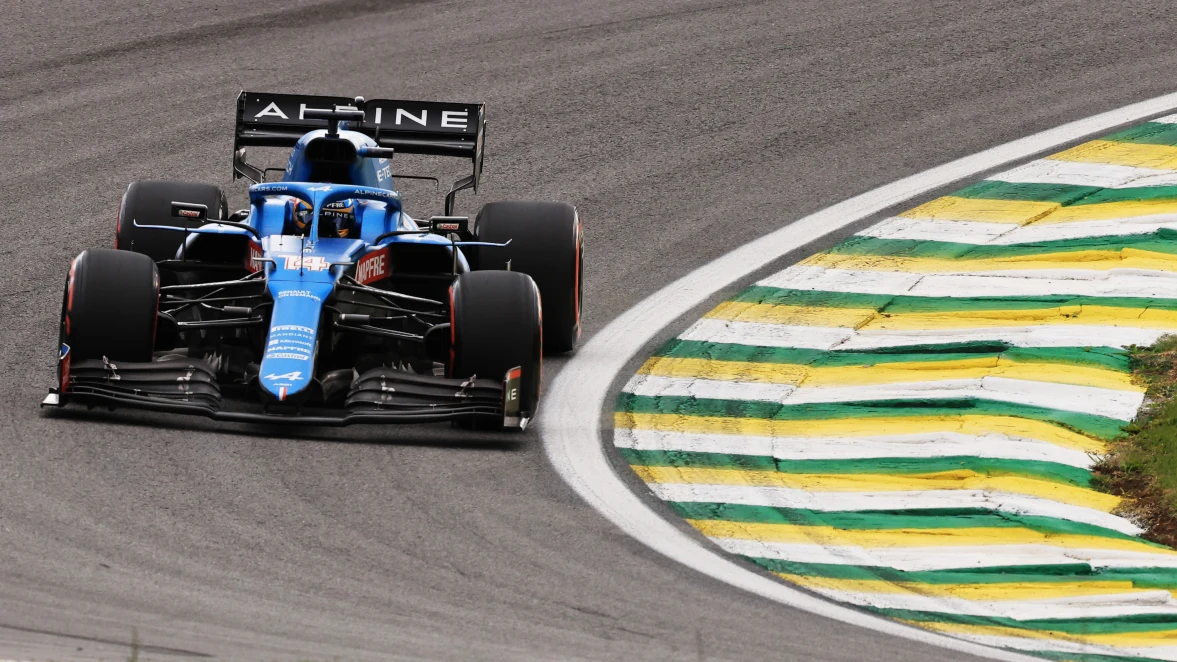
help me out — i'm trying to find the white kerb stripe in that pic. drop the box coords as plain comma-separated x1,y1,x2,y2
805,588,1177,620
946,635,1177,662
679,318,854,349
622,374,1144,421
613,428,1098,469
679,318,1172,350
838,326,1172,351
859,216,1177,245
991,158,1177,188
1151,112,1177,125
761,265,1177,299
858,217,1019,243
711,539,1177,572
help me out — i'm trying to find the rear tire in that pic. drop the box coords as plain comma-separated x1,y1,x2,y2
473,201,581,354
61,249,159,363
116,180,227,261
450,271,542,428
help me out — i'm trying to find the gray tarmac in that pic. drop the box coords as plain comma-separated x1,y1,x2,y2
4,1,1177,660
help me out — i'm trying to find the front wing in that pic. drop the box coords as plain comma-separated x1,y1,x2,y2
42,357,529,430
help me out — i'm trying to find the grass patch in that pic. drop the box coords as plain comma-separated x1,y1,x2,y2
1094,335,1177,546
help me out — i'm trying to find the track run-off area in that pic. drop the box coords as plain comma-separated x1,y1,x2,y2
562,106,1177,661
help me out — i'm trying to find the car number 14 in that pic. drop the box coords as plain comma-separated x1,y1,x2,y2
283,255,330,271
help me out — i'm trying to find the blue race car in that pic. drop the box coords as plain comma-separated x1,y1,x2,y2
43,91,582,431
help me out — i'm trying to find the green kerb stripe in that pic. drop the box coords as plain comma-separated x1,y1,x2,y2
621,448,1093,486
875,607,1177,636
747,559,1177,586
730,285,1177,313
1073,185,1177,206
952,180,1099,204
1021,652,1173,662
655,339,1131,372
662,502,1135,542
825,234,1177,260
952,178,1177,207
616,394,1126,440
1103,121,1177,146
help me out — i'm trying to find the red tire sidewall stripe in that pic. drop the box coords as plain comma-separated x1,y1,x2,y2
65,255,78,336
574,218,582,340
536,278,543,397
61,256,80,391
151,267,160,351
448,283,456,377
115,190,126,249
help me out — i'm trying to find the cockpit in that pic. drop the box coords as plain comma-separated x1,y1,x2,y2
282,132,377,237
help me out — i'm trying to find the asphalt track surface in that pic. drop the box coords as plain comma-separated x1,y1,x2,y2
6,1,1177,660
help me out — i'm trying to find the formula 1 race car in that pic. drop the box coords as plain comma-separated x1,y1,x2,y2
42,92,582,431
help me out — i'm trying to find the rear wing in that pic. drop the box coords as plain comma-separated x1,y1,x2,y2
233,91,486,213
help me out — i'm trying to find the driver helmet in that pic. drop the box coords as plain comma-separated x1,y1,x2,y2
291,198,358,238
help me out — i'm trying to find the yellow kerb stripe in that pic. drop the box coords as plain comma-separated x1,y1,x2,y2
802,250,1177,274
613,412,1107,454
705,301,876,327
631,465,1120,512
636,356,1142,392
707,301,1177,331
1045,199,1177,223
688,519,1167,555
899,197,1057,224
864,305,1177,331
775,573,1159,601
1047,140,1177,170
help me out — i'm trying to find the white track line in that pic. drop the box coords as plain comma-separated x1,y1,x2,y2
540,91,1177,662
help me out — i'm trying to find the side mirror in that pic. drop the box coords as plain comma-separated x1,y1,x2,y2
429,216,470,235
171,201,208,221
358,146,396,159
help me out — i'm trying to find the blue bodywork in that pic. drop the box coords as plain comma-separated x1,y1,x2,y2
198,128,470,403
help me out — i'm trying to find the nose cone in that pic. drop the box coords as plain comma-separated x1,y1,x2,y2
259,281,332,404
255,236,364,404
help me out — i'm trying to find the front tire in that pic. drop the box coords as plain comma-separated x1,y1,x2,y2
450,271,542,428
473,201,582,354
61,248,159,364
116,180,227,261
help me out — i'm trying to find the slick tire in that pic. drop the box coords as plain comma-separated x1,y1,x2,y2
449,271,542,429
473,201,582,354
116,180,228,262
61,249,159,364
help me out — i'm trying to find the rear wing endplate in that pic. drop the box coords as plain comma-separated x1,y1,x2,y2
233,91,486,211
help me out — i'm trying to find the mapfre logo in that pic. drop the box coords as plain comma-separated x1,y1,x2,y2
244,240,264,272
356,249,388,285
